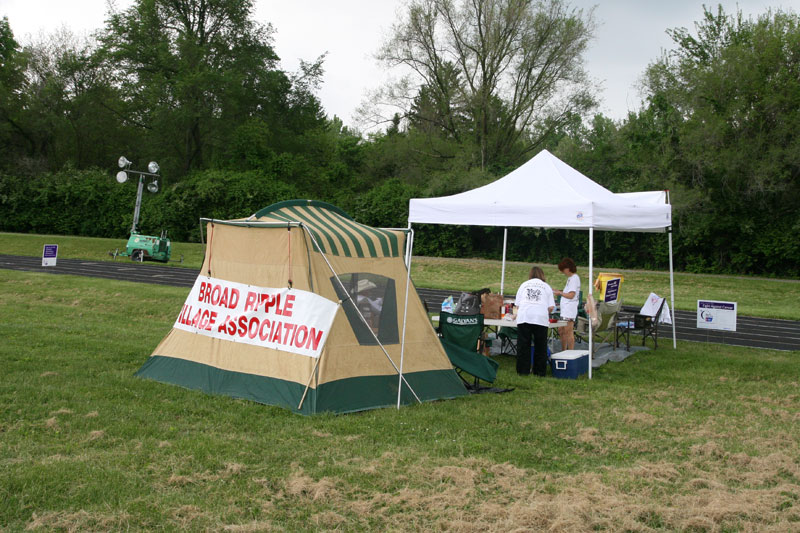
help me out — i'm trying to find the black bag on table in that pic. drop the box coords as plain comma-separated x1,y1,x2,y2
454,292,482,315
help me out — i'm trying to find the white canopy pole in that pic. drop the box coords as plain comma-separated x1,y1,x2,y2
588,227,594,380
398,228,414,409
667,191,676,348
500,228,508,295
404,222,412,267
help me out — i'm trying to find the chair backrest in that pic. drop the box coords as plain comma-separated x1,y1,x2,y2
640,293,665,319
439,311,484,351
596,300,622,331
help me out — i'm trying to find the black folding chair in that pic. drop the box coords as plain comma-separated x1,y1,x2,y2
618,297,666,349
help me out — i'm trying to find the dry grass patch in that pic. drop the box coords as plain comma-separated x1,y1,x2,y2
285,468,341,502
170,505,208,529
622,409,656,426
26,510,131,531
327,451,800,532
222,520,276,532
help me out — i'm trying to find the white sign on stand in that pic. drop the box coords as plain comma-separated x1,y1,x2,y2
42,244,58,266
697,300,737,332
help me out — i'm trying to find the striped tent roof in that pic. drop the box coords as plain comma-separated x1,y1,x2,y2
251,200,403,258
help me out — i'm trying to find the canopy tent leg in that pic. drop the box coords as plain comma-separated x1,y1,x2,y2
669,227,676,349
500,228,508,295
404,222,412,267
398,228,414,409
300,224,422,405
588,227,594,380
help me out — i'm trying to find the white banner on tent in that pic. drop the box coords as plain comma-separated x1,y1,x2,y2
173,276,338,358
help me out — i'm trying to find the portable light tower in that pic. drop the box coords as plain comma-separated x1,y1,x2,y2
114,157,171,262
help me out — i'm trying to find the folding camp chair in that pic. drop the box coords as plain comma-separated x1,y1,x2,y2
617,295,667,349
437,311,501,392
497,326,517,356
577,290,587,319
575,300,622,356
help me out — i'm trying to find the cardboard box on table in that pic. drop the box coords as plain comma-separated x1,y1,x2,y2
480,293,504,319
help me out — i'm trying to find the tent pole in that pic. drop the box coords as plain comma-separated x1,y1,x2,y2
297,308,336,411
405,222,412,267
301,224,422,404
398,229,414,409
588,227,594,380
668,228,676,349
500,228,508,296
667,191,676,349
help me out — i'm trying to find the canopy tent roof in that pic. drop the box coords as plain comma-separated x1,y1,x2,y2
408,150,671,232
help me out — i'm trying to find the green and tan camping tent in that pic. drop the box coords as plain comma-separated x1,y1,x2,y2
136,200,467,414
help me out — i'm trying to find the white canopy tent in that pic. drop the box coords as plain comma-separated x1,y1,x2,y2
407,149,675,378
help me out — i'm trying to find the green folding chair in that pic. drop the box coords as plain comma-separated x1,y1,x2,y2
437,311,499,389
497,326,518,356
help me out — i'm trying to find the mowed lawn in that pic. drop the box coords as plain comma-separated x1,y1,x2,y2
1,269,799,531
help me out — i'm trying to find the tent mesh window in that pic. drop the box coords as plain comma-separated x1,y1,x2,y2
331,273,399,346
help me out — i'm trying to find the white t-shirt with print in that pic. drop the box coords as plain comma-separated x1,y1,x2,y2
515,278,555,327
559,274,581,320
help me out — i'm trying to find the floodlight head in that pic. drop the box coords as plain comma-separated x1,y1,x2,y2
147,161,160,174
118,156,131,168
116,171,128,183
147,179,159,193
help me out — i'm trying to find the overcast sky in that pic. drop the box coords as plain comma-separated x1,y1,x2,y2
2,0,796,125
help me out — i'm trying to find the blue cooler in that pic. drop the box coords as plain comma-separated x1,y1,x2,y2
549,350,589,379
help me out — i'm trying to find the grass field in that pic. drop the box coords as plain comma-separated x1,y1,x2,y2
0,232,206,268
1,268,799,531
2,231,799,320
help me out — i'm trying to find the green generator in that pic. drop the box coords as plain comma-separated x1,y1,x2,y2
121,230,171,263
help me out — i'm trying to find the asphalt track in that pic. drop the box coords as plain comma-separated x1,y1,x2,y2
2,254,799,351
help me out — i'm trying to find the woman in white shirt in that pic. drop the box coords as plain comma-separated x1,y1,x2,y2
514,266,555,376
553,258,580,350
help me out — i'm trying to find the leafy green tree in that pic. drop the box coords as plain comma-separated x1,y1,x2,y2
100,0,324,176
368,0,597,171
0,17,31,167
642,6,800,274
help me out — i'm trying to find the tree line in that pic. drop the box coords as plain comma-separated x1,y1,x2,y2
1,1,799,276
